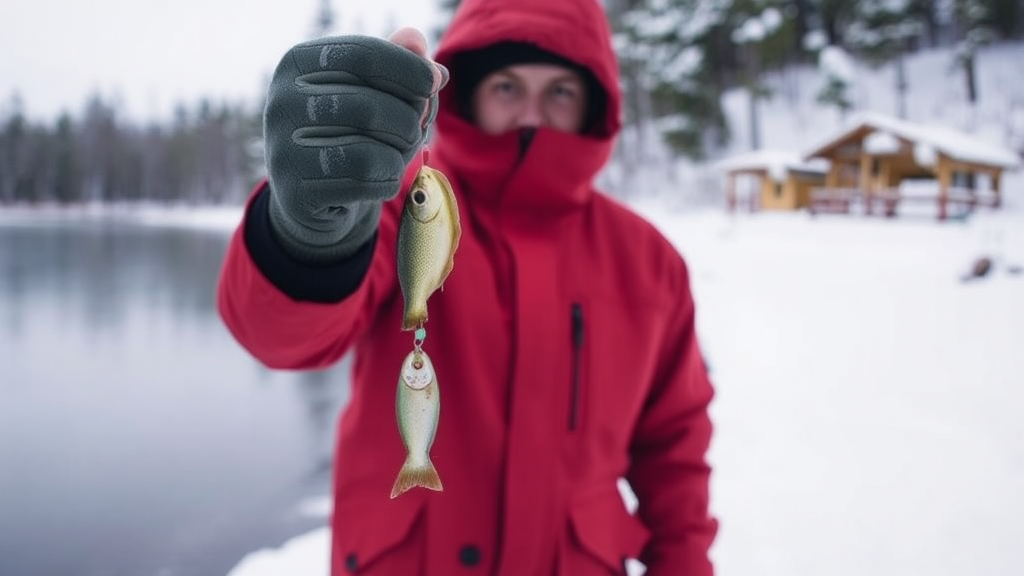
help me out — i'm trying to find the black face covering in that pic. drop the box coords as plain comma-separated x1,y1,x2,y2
517,127,536,157
450,41,606,136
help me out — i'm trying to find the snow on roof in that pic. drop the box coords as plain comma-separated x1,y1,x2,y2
716,149,829,181
806,111,1021,169
864,130,900,154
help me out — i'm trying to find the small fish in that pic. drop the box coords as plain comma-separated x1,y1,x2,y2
397,166,461,331
391,349,442,498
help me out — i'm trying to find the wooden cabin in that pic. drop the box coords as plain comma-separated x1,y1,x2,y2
718,150,828,212
803,112,1020,220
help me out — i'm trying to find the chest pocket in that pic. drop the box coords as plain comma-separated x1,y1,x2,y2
566,299,662,442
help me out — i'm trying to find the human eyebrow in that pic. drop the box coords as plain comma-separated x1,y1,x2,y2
489,70,518,82
550,74,584,88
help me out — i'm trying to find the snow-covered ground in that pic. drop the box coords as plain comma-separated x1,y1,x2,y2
649,206,1024,576
219,202,1024,576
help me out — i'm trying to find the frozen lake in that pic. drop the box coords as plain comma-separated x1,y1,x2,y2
0,216,344,576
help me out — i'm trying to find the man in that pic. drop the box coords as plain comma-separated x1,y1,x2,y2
216,0,717,574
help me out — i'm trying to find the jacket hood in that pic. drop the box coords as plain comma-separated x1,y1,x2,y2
428,0,621,215
434,0,621,139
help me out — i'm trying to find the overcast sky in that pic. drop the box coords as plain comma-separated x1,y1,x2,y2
1,0,441,123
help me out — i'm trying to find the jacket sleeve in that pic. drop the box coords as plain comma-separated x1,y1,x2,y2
215,179,400,370
627,257,718,576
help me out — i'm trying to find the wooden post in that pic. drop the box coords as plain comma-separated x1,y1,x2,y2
968,169,977,210
881,157,896,217
785,174,796,210
825,164,838,189
860,155,873,215
937,156,950,221
751,173,761,212
726,172,737,212
992,169,1002,208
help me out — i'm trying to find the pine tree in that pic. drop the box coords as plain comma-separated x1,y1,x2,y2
730,3,791,150
617,0,731,160
815,45,855,120
951,0,994,107
981,0,1023,39
313,0,336,38
0,96,26,203
844,0,923,118
434,0,461,44
813,0,859,46
53,113,79,203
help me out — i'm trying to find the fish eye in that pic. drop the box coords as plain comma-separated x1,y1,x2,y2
412,189,428,205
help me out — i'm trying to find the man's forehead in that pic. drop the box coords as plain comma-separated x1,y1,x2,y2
486,63,585,82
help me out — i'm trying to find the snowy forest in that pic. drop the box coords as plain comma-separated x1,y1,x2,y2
1,0,1022,205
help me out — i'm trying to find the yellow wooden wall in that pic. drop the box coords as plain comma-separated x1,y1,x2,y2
758,173,822,210
759,177,791,210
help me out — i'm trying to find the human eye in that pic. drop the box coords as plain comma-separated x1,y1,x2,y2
491,78,518,97
549,81,582,101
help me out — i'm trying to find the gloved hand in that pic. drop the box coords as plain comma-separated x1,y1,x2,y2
264,28,447,262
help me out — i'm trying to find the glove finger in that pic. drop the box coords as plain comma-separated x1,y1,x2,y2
268,82,426,153
385,27,448,93
285,35,436,104
269,137,407,209
421,93,438,131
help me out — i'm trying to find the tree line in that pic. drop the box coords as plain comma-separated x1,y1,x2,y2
0,95,264,206
3,0,1023,205
610,0,1023,160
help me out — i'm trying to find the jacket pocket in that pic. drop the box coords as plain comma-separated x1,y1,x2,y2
563,487,651,576
332,496,425,575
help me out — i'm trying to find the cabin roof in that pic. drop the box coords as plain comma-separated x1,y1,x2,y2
803,111,1020,169
716,149,829,180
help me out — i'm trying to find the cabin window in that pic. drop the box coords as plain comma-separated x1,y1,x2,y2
953,171,976,189
871,158,881,176
773,182,783,198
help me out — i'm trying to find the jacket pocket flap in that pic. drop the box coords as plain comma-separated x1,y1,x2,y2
569,489,651,571
332,495,424,572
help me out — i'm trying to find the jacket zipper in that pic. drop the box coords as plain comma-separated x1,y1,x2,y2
569,302,584,431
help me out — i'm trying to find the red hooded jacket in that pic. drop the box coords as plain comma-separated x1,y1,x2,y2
217,0,717,574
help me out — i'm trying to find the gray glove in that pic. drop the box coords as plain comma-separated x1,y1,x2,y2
263,34,444,263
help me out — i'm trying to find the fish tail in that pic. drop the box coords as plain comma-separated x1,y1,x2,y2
390,458,443,499
401,304,427,331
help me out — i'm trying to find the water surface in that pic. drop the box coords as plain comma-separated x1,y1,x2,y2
0,217,349,576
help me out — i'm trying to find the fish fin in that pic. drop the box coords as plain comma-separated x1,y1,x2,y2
440,172,461,285
438,231,459,286
401,305,427,331
390,459,443,499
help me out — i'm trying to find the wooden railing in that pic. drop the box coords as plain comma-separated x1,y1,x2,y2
809,186,1001,219
807,188,863,215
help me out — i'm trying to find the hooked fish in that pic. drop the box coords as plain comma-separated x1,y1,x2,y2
396,166,461,331
391,348,442,498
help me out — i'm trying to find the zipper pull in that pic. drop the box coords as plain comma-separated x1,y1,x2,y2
571,303,584,348
569,303,583,431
